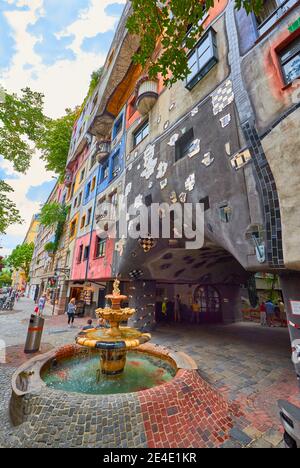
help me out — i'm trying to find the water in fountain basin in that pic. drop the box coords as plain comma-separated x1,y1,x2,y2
42,351,176,395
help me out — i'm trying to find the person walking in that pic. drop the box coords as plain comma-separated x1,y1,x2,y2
279,301,286,327
174,294,182,323
67,298,76,328
265,299,275,327
38,295,46,316
191,302,201,324
260,301,267,326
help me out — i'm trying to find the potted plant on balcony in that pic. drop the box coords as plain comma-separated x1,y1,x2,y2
44,241,57,257
135,75,158,115
96,140,111,163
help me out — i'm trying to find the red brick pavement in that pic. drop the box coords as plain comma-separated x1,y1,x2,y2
138,369,237,448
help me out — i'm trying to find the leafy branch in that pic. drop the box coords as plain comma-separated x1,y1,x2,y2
127,0,263,87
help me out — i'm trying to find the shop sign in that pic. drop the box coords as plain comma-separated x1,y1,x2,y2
288,17,300,33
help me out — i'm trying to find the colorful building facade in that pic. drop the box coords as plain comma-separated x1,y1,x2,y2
29,0,300,380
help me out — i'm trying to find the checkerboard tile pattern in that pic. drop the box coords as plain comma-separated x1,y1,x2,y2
212,80,235,116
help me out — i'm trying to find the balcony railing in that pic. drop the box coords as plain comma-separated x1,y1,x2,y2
257,0,298,36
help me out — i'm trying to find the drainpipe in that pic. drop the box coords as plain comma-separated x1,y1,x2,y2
85,167,100,288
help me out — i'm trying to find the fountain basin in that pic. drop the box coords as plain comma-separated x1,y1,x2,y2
9,343,236,448
76,327,152,375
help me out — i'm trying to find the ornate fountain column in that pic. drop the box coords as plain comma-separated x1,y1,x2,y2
128,280,157,332
76,279,151,377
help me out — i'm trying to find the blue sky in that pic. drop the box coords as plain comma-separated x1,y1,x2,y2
0,0,125,256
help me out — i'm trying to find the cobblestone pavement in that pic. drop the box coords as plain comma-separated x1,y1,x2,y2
0,298,299,448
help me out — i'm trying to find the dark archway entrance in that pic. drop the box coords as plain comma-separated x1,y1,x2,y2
193,285,222,323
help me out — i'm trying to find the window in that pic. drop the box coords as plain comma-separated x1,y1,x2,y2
80,216,86,229
145,194,153,207
78,192,83,206
133,120,149,147
175,128,194,162
86,208,92,226
200,196,210,211
73,197,77,209
256,0,298,35
101,160,109,182
80,169,85,183
112,152,120,179
78,244,83,263
95,237,107,258
91,176,96,192
113,115,123,139
83,246,90,261
219,204,232,223
90,151,97,169
109,192,118,219
256,0,278,25
70,220,77,238
85,181,91,200
186,29,218,90
279,37,300,85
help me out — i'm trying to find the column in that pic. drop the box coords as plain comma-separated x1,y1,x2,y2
128,280,156,332
218,283,243,324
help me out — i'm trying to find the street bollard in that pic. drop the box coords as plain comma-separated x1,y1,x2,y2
24,314,45,354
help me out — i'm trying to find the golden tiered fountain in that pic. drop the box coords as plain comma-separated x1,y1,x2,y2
76,280,151,376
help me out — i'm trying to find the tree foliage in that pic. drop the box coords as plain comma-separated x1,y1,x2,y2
0,181,22,235
40,202,69,252
37,109,77,179
40,202,68,227
0,272,12,287
127,0,263,87
6,243,34,280
0,87,46,172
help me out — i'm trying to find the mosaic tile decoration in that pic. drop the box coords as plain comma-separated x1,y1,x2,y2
212,80,235,116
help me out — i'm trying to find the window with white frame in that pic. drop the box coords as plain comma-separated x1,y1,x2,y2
279,36,300,85
133,120,149,147
186,29,218,90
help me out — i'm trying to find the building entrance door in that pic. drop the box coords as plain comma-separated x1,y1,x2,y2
193,285,222,323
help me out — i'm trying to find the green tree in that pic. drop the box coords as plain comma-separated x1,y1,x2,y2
0,86,46,234
0,87,46,172
0,181,22,234
6,243,34,281
40,202,69,252
37,109,77,179
0,272,12,287
127,0,263,87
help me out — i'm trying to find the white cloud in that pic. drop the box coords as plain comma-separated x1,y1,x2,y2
0,0,126,253
1,0,126,117
2,153,55,241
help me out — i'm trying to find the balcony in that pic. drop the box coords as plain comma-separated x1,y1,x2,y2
96,140,111,163
136,77,158,116
64,169,73,187
256,0,298,36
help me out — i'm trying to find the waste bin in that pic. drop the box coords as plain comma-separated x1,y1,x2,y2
24,314,45,354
